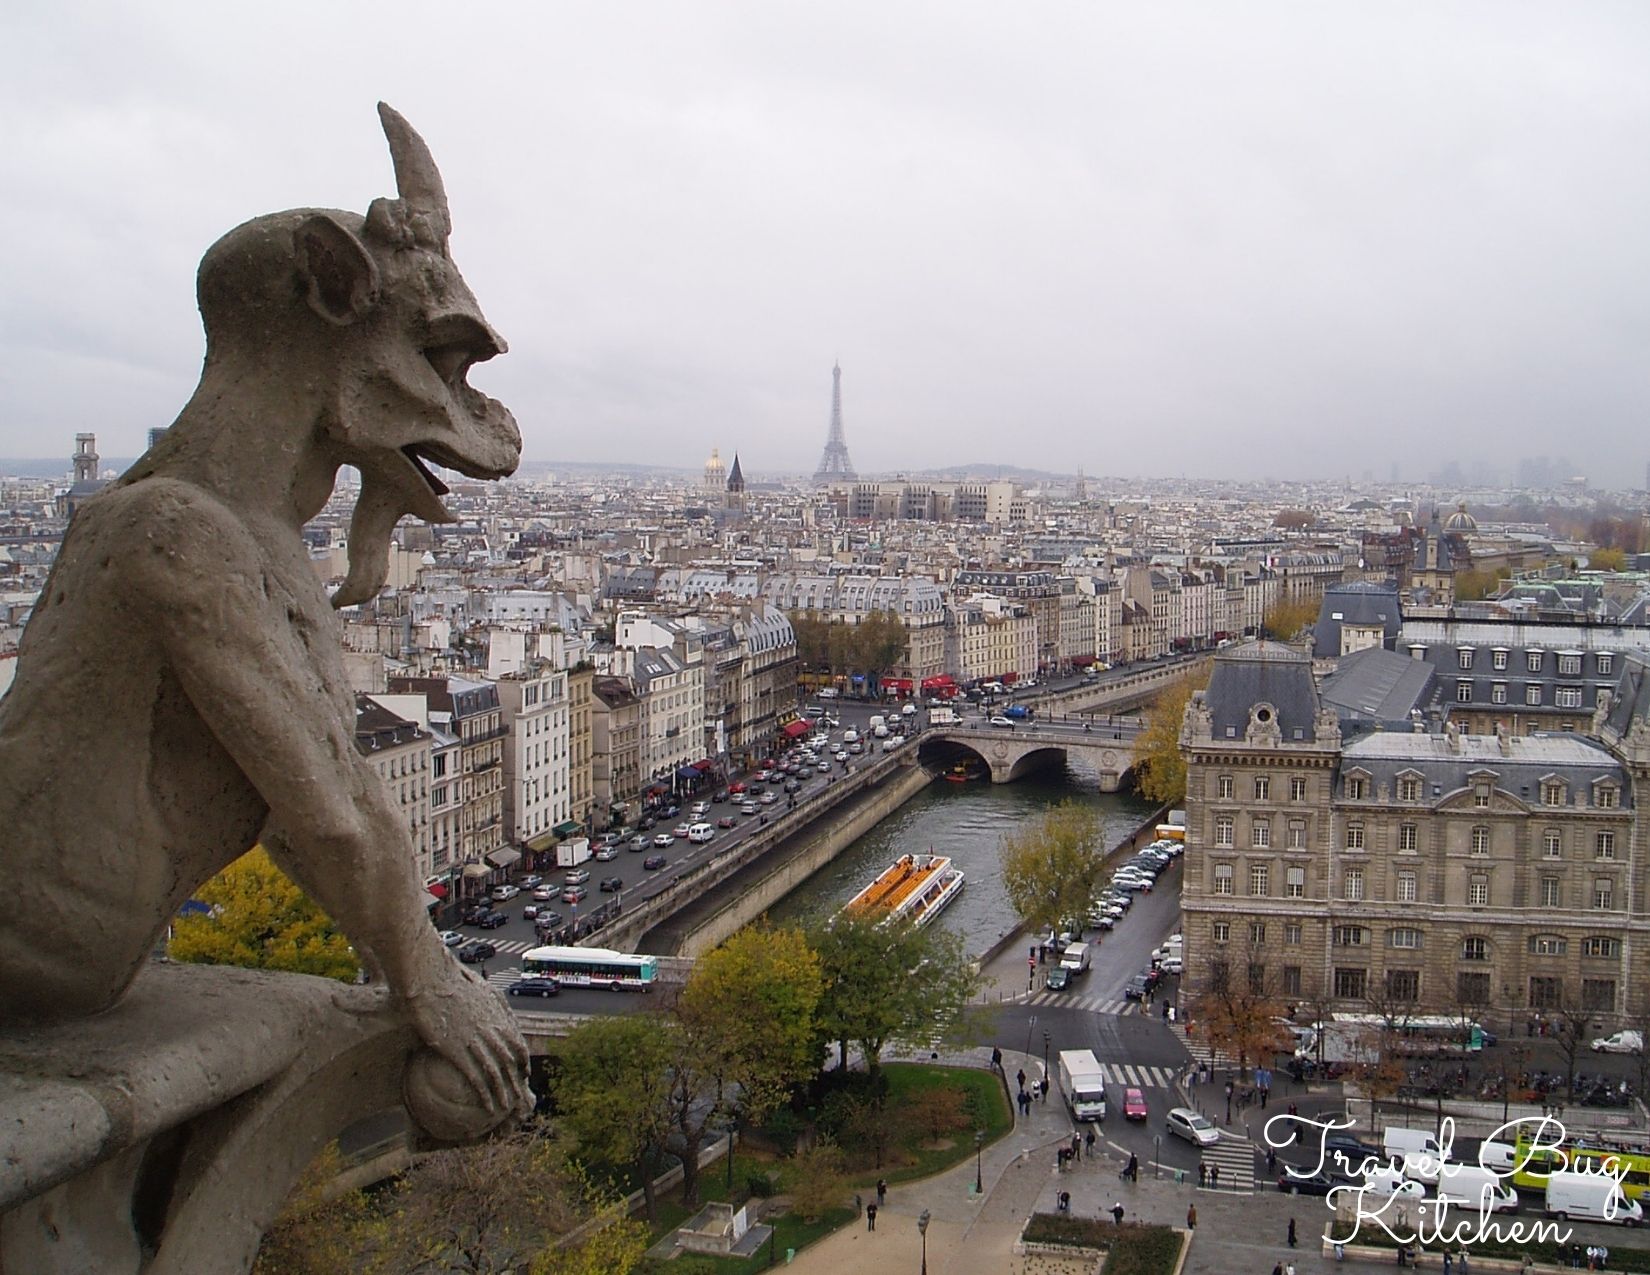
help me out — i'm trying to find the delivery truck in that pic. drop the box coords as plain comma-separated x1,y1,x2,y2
1057,1049,1108,1121
555,837,592,868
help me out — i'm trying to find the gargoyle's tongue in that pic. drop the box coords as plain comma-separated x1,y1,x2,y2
331,478,402,608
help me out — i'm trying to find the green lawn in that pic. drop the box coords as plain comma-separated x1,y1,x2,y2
850,1062,1013,1185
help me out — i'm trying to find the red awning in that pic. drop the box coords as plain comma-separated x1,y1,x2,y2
692,758,716,770
425,882,448,899
921,675,957,689
782,720,810,738
883,678,912,692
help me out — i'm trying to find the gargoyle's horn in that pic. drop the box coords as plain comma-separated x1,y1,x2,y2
377,102,450,241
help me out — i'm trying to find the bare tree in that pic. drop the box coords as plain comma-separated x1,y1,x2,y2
1192,946,1290,1078
1546,997,1598,1106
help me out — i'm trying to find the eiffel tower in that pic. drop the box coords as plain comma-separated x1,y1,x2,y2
812,361,858,483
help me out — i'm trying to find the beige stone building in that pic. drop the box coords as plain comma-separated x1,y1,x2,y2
1179,642,1644,1028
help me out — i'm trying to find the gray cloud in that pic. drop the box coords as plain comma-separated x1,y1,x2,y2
3,2,1648,485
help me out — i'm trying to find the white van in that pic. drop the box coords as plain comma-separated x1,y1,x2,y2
1058,942,1092,975
686,822,716,844
1383,1127,1442,1161
1435,1163,1519,1214
842,728,860,744
1544,1169,1644,1226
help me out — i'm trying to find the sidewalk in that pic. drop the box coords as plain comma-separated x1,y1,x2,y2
779,1047,1411,1275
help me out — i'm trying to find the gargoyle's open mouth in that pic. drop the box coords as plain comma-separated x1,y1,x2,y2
401,445,451,496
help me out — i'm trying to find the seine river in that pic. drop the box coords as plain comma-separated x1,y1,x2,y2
765,760,1158,957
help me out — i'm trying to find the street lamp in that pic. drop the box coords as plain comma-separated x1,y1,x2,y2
974,1129,984,1195
1154,1134,1161,1180
917,1208,931,1275
725,1120,736,1191
1043,1030,1051,1080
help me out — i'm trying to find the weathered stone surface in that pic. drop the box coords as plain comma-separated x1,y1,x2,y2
0,105,531,1272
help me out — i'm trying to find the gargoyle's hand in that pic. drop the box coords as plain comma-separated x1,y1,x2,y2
403,966,533,1123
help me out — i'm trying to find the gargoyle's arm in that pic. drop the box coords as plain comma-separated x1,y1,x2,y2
118,485,455,1006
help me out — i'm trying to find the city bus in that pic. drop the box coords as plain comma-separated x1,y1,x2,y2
520,945,658,992
1327,1012,1487,1057
1512,1128,1650,1203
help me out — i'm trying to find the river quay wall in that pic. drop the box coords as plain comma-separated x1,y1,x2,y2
641,762,937,957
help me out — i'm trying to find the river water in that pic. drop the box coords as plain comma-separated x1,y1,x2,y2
765,759,1157,957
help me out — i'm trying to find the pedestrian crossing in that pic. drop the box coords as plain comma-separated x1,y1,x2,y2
1168,1021,1238,1070
1022,990,1138,1016
1092,1061,1179,1090
1198,1130,1258,1194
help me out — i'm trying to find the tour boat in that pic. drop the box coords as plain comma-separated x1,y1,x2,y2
944,761,983,783
843,853,965,929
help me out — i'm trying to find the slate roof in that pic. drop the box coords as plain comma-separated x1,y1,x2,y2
1312,581,1402,657
1318,646,1437,727
1202,640,1321,741
1340,730,1627,807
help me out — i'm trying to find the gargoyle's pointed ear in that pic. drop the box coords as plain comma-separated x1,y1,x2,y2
294,214,380,326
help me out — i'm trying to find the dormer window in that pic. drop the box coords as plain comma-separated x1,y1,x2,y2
1457,648,1474,670
1594,782,1620,810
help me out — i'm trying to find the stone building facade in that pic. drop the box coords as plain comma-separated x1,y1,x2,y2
1179,642,1646,1028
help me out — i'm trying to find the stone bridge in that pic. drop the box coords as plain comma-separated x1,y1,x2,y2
918,720,1144,789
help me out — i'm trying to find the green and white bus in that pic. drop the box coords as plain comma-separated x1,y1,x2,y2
520,945,657,992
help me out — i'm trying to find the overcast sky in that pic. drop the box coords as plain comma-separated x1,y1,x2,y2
4,3,1649,486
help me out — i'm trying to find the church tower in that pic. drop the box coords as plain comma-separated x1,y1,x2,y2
725,453,746,515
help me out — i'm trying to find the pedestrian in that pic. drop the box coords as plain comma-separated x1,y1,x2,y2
1442,1252,1453,1275
1210,1163,1220,1189
1272,1264,1284,1275
1017,1068,1026,1092
1085,1127,1096,1157
1267,1146,1278,1174
1287,1216,1297,1248
1125,1151,1139,1182
991,1046,1003,1072
1018,1089,1031,1117
1185,1202,1196,1230
1112,1201,1126,1226
1285,1264,1296,1275
865,1202,877,1231
876,1178,887,1207
1040,1077,1049,1102
1197,1161,1207,1188
1071,1132,1081,1162
1457,1249,1469,1273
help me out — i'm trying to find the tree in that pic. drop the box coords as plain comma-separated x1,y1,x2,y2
1273,509,1315,532
671,924,823,1206
1545,997,1598,1104
554,1015,677,1221
1454,566,1510,602
809,911,979,1078
169,845,358,981
786,1139,847,1224
1190,948,1289,1078
1131,662,1211,807
1260,595,1320,641
999,801,1104,938
1590,547,1628,572
855,609,909,694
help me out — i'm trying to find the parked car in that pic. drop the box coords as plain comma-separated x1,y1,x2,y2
1166,1107,1220,1147
506,977,560,999
490,884,520,902
643,854,668,870
599,875,624,893
457,940,496,964
1123,1088,1148,1121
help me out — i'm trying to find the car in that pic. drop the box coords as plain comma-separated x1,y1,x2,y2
456,940,496,964
564,868,591,885
1591,1030,1644,1054
628,833,649,850
438,929,463,947
1141,968,1162,993
529,883,555,901
1277,1167,1356,1197
712,788,730,802
673,823,692,839
759,791,779,805
741,801,760,815
1092,914,1117,931
1044,966,1071,991
1320,1136,1381,1174
989,715,1014,728
561,884,588,903
689,801,711,816
1159,956,1184,976
816,763,831,775
817,687,839,699
1361,1169,1424,1199
638,815,657,830
1123,1088,1148,1121
533,909,564,929
835,750,849,762
728,781,747,794
643,854,668,870
506,976,560,998
1166,1107,1220,1147
490,883,520,902
471,910,508,930
660,804,680,818
653,833,674,848
599,875,624,893
783,778,801,793
1123,974,1151,1001
593,844,619,861
716,816,737,829
517,874,543,888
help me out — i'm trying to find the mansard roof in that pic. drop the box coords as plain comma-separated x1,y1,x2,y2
1201,640,1321,741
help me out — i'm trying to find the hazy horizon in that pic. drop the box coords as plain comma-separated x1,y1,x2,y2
5,4,1648,487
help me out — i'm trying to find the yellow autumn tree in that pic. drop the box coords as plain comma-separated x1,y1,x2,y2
1131,661,1211,807
169,846,359,982
999,800,1104,937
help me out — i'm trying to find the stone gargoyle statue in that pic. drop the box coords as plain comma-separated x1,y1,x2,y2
0,104,532,1142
